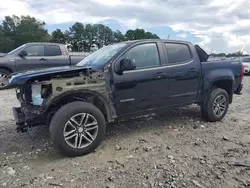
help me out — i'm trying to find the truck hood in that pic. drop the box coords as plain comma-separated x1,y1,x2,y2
9,66,94,85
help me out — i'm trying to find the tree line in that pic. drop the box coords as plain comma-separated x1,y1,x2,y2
1,15,248,56
0,15,159,53
210,52,249,58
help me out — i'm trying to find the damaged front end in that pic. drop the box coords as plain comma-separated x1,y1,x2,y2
13,83,50,132
10,67,116,132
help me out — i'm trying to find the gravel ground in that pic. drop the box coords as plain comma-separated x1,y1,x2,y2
0,77,249,188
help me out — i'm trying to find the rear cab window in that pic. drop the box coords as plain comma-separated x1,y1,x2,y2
45,45,62,56
164,43,192,64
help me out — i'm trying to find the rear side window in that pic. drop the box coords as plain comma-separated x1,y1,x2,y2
46,45,62,56
165,43,192,64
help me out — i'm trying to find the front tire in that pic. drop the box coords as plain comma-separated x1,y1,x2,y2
0,69,11,90
49,101,106,157
201,88,229,122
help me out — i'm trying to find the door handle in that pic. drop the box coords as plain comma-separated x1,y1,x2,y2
153,72,166,79
188,68,197,73
39,58,47,61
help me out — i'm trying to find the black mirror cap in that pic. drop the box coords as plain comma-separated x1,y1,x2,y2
116,59,136,75
19,51,27,57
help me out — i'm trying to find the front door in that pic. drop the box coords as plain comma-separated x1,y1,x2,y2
112,42,169,116
15,44,48,71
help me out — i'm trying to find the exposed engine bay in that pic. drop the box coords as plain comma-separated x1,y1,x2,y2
13,68,115,132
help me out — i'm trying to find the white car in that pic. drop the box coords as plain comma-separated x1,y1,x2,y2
242,57,250,75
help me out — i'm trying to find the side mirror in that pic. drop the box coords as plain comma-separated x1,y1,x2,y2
115,59,136,75
18,51,27,57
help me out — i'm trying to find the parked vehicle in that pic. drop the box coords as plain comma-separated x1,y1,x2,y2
9,39,244,157
0,42,86,89
0,53,6,57
241,56,250,75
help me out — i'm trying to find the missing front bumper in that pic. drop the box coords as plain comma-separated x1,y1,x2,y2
12,107,26,132
13,107,25,125
12,106,47,132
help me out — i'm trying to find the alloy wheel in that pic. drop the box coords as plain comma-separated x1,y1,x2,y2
213,95,227,116
0,72,8,87
63,113,99,149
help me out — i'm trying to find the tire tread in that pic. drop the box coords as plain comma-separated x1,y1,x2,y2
49,101,106,157
201,87,229,122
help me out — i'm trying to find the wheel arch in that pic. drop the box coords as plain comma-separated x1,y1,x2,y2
211,79,233,103
44,90,114,124
199,69,234,105
0,66,13,74
200,78,233,106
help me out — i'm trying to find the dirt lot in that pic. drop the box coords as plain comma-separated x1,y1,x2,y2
0,77,249,188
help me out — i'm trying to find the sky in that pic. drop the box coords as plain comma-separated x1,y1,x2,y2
0,0,249,54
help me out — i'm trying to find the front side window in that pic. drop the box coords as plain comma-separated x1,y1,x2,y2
120,43,160,69
165,43,192,64
24,45,45,56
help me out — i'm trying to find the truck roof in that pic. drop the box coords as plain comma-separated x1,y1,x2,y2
119,39,193,45
25,42,66,46
25,39,192,47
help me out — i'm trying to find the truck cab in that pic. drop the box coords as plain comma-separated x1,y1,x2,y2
110,40,202,115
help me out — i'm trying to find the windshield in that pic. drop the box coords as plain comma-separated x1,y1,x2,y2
76,43,127,68
7,44,26,55
242,57,250,63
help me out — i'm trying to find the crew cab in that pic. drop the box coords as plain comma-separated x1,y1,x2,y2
0,42,86,89
8,39,244,157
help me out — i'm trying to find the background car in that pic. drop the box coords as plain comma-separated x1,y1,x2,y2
241,56,250,75
0,42,87,90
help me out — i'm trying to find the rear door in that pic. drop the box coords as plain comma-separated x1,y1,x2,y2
15,44,47,71
163,42,201,106
44,45,70,67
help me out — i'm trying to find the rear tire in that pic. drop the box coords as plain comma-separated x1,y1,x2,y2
0,69,11,90
49,101,106,157
201,88,229,122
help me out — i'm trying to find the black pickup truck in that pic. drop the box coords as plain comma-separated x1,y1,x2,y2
0,42,86,89
9,39,244,157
